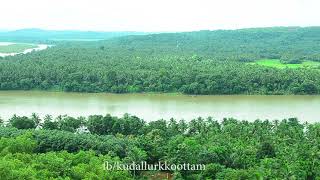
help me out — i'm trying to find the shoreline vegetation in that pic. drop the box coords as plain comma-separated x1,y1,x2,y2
0,89,186,96
0,62,319,95
0,113,319,179
2,89,320,98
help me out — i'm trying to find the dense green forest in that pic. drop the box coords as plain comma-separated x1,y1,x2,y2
102,27,320,62
0,113,319,179
1,27,320,95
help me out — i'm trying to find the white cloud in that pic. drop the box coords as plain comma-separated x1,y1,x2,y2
0,0,319,31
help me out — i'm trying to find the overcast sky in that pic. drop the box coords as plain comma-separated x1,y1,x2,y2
0,0,319,32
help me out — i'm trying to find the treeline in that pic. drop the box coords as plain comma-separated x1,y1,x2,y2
1,114,320,179
1,48,320,95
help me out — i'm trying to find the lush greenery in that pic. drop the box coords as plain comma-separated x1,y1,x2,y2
1,27,320,95
102,27,320,62
0,43,37,53
1,48,320,95
0,113,319,179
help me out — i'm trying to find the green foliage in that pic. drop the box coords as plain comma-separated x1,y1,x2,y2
0,128,133,179
0,150,133,180
8,115,36,129
0,114,319,179
104,27,320,61
0,132,36,154
86,113,145,135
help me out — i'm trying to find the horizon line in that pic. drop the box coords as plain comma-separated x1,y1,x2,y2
0,25,319,33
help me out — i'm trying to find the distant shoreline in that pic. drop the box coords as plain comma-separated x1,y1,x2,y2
0,42,50,57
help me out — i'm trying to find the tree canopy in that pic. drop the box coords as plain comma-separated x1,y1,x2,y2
0,114,319,179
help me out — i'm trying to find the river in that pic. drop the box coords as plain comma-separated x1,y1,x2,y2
0,42,50,57
0,91,319,122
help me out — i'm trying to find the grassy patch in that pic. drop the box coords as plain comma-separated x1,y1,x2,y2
0,43,37,53
249,59,320,69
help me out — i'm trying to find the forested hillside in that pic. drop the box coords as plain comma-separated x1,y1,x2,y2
102,26,320,62
0,114,319,179
1,27,320,95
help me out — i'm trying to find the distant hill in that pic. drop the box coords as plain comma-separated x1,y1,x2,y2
0,28,149,42
2,27,320,62
101,26,320,62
